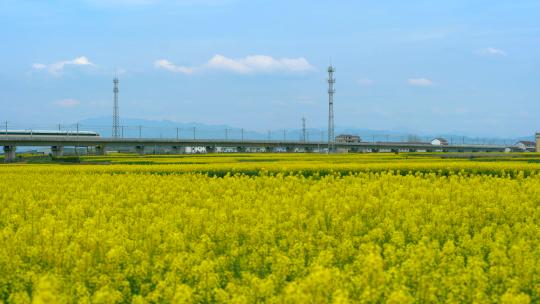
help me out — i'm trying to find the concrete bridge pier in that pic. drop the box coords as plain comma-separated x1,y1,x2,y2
135,146,145,155
95,145,106,155
3,146,17,163
51,146,64,157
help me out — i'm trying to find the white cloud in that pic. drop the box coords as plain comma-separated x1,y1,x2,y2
155,54,315,75
72,57,92,65
32,63,46,70
478,47,507,56
154,59,195,74
358,78,375,86
53,99,80,107
33,56,94,75
207,55,255,73
408,78,433,87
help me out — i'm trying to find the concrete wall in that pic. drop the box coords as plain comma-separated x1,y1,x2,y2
536,133,540,152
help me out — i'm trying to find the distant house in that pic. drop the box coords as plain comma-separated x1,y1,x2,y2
431,138,449,146
336,134,361,143
515,141,536,152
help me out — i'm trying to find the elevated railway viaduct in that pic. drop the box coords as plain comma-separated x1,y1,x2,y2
1,135,509,162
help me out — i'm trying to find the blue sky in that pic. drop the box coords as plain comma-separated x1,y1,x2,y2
1,0,539,137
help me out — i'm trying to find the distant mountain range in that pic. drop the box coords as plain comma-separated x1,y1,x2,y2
76,117,534,145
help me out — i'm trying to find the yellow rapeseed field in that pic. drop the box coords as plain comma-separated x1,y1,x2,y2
1,154,539,303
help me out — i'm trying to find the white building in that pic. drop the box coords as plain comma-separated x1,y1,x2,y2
515,141,536,152
335,134,361,143
431,138,449,146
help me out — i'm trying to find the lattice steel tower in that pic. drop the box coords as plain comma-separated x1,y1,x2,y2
112,77,120,138
327,65,335,152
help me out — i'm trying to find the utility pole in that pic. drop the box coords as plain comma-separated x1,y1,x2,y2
112,77,120,138
241,128,244,142
302,117,306,142
176,128,179,141
193,127,196,140
283,129,286,141
139,125,142,139
75,123,80,155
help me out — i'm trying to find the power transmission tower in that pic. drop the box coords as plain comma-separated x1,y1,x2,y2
112,77,120,138
328,65,335,152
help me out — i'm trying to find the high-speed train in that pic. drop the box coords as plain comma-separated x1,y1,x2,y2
2,130,100,137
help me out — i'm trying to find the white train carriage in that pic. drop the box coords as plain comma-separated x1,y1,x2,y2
2,130,100,137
